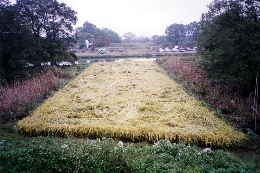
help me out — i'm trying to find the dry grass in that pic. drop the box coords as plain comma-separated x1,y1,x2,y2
16,60,247,148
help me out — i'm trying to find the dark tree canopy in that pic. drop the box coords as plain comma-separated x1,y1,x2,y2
100,28,121,43
197,0,260,96
16,0,77,40
164,22,199,47
165,23,185,46
0,0,78,84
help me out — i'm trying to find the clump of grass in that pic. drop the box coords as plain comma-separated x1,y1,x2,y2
17,61,248,148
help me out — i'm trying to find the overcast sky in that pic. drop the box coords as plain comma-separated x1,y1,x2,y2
10,0,213,37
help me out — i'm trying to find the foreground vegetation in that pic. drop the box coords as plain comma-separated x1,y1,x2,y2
0,124,258,173
16,61,247,148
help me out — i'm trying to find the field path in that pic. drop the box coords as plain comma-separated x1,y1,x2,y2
17,60,247,148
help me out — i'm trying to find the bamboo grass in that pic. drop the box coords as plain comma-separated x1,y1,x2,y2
17,60,247,148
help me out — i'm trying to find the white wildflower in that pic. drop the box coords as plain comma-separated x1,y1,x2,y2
61,144,68,148
202,147,211,153
117,141,123,148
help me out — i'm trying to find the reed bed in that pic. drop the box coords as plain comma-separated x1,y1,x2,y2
0,71,58,121
16,60,247,148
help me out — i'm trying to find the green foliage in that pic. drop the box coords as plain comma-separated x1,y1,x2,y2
0,0,78,82
0,137,257,173
197,0,260,96
16,0,77,39
76,21,121,44
165,22,199,47
166,23,186,45
152,35,169,47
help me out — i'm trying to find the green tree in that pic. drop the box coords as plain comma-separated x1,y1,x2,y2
16,0,77,40
0,0,78,83
152,35,160,45
76,21,121,44
16,0,78,65
165,22,199,47
0,0,33,82
185,21,199,46
165,23,185,46
123,32,135,44
94,36,110,48
100,28,121,43
197,0,260,96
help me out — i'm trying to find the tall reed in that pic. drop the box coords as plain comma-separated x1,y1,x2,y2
0,71,58,122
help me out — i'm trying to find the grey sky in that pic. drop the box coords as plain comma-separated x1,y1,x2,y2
10,0,213,37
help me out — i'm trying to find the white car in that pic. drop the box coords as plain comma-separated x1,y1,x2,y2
97,49,106,54
164,47,170,52
158,48,164,52
172,48,178,52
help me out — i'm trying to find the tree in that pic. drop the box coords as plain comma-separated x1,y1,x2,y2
197,0,260,96
100,28,121,43
185,21,199,46
76,22,121,44
16,0,77,40
0,0,33,82
165,22,199,47
152,35,160,44
0,0,78,83
15,0,78,65
94,36,110,48
165,23,185,46
123,32,135,44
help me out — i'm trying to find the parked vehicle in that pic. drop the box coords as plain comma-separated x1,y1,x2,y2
179,47,185,52
172,48,178,52
192,47,197,51
186,47,191,51
164,47,170,52
158,48,164,52
97,49,106,54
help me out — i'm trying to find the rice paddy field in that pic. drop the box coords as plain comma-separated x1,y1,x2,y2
16,59,247,148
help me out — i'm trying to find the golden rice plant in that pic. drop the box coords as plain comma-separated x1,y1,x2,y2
16,60,248,148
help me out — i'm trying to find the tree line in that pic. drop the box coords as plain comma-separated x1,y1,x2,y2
152,21,199,48
76,21,121,48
